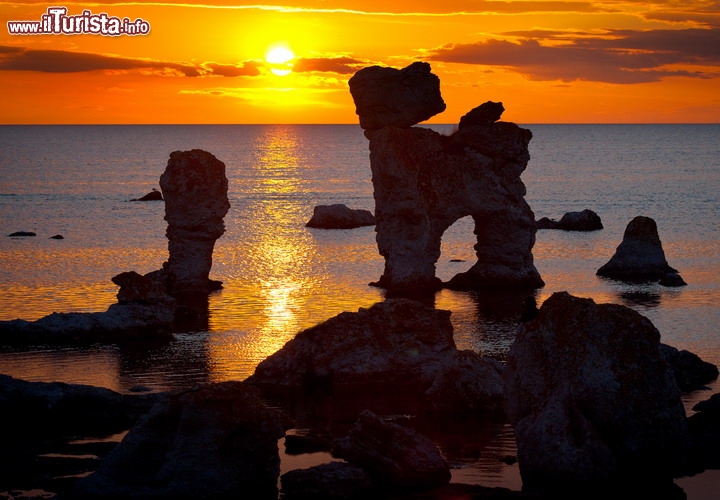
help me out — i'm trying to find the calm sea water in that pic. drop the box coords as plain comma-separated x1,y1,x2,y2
1,124,719,494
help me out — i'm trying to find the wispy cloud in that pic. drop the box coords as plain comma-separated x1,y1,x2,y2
202,61,261,76
428,28,720,83
0,0,608,16
292,56,365,74
0,46,373,77
0,45,262,76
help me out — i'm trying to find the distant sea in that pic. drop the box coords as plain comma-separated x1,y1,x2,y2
1,124,719,494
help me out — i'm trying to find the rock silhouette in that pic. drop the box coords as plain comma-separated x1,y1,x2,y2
160,149,230,293
247,298,505,415
536,209,603,231
130,188,163,201
306,203,375,229
504,292,689,495
0,149,230,342
348,61,445,130
597,215,685,285
331,409,451,491
350,63,543,291
72,382,285,499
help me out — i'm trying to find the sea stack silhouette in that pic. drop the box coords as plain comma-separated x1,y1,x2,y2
0,149,230,342
597,215,686,286
349,61,543,292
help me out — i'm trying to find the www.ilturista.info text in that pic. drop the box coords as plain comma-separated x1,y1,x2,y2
7,7,150,36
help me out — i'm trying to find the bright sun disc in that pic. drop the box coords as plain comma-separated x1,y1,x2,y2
266,45,295,76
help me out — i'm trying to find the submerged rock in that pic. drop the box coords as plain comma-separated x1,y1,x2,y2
536,209,603,231
350,63,543,292
504,291,689,495
597,216,685,285
306,204,375,229
73,382,285,499
130,188,163,201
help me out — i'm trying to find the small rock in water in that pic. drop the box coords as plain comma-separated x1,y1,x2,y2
50,234,64,239
306,204,375,229
536,209,603,231
130,189,163,202
8,231,36,237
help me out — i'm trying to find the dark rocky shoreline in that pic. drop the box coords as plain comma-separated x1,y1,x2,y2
2,296,719,499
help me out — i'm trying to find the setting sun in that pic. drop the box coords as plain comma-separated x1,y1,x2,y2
265,44,295,77
1,0,719,123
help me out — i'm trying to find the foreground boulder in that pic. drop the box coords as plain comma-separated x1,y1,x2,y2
281,462,372,500
536,209,603,231
350,64,543,292
504,292,689,495
0,374,157,438
597,216,685,285
72,382,285,499
331,410,451,492
306,204,376,229
0,375,158,495
247,298,505,415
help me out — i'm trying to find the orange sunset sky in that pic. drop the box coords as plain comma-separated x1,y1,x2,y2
1,0,719,124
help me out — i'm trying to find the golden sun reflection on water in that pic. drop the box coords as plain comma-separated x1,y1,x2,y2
206,126,326,381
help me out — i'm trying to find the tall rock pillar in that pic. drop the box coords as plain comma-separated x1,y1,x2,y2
349,62,543,292
160,149,230,294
